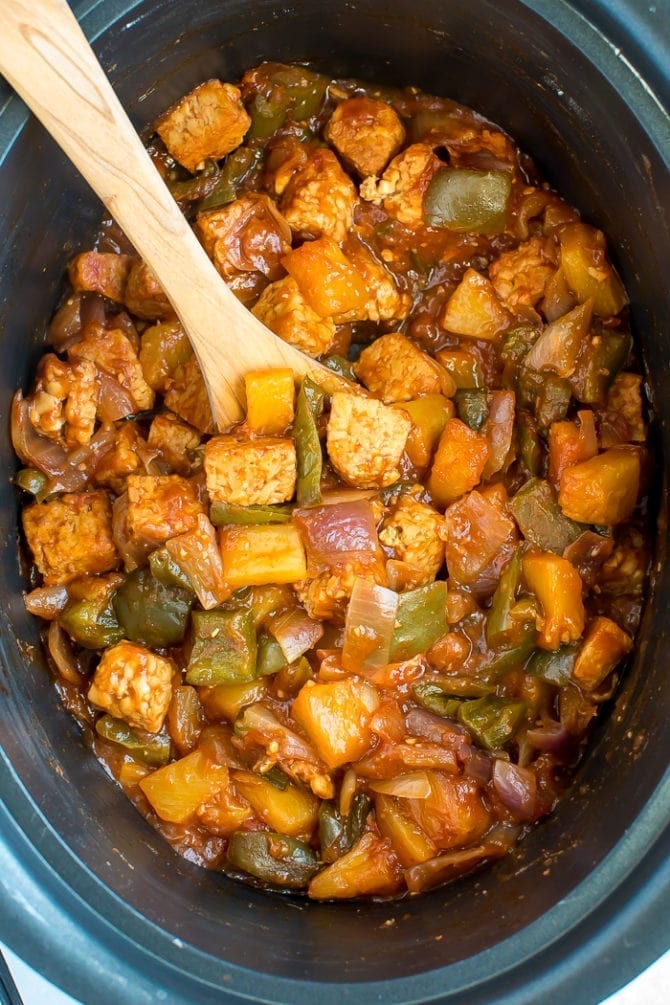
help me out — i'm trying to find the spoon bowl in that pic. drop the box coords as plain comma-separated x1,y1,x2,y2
0,0,350,429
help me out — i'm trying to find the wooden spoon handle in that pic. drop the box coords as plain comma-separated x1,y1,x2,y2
0,0,350,428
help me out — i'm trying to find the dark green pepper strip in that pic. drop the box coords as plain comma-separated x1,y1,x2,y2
321,354,358,383
95,715,171,765
319,793,371,864
149,547,195,591
199,147,261,210
390,582,449,663
517,368,572,429
113,569,193,649
295,377,326,506
210,502,293,526
61,595,124,650
255,635,288,677
168,159,221,203
15,467,49,496
571,330,632,405
455,389,489,431
412,682,465,719
458,695,527,750
509,478,584,554
501,325,541,383
486,551,524,647
186,609,257,686
424,168,512,233
246,92,292,139
527,643,579,686
517,412,543,477
438,351,484,389
226,830,320,889
484,621,537,680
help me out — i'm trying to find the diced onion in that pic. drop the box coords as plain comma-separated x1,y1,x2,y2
405,842,505,894
526,720,574,756
370,771,432,799
293,500,380,567
47,621,85,686
482,390,515,478
270,607,324,663
492,758,537,821
342,578,398,673
97,372,136,422
166,513,229,610
25,585,69,620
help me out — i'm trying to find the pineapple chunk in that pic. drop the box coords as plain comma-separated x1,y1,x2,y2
442,268,510,340
282,235,368,319
219,524,307,588
572,616,633,691
232,769,318,837
558,447,640,526
375,794,436,867
140,749,230,824
523,550,585,651
291,677,380,768
308,832,402,899
428,418,491,507
244,368,295,434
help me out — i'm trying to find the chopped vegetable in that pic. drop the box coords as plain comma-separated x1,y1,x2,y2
390,582,449,663
509,478,584,554
113,568,192,648
96,715,171,766
227,830,320,888
424,168,512,233
458,696,527,750
294,377,326,506
186,609,257,686
342,579,399,672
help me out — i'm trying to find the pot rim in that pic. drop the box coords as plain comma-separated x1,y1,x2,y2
0,2,668,1003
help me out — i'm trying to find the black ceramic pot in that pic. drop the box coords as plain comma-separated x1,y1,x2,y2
0,2,668,1003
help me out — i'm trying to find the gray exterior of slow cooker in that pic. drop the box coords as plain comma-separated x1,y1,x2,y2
0,2,668,1003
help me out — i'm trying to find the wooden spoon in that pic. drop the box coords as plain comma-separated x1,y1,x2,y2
0,0,353,429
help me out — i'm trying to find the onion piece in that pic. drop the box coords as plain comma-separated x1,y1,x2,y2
165,513,229,610
293,500,380,567
370,771,432,799
97,372,136,422
526,719,575,757
481,390,515,478
524,300,593,377
11,392,79,479
405,841,507,894
270,607,324,663
79,293,107,328
43,423,117,495
342,578,398,673
48,294,83,349
25,584,69,620
492,758,537,821
47,621,86,686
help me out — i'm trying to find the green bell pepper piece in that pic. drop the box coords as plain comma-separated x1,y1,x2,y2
95,714,171,765
389,582,449,663
412,682,465,719
484,621,537,679
149,546,195,591
210,501,293,526
61,592,124,650
319,793,371,864
199,147,261,210
509,478,584,554
424,168,512,233
186,609,257,685
517,412,543,477
255,635,288,677
295,377,326,506
15,467,49,496
486,551,523,647
527,643,579,686
321,354,358,383
457,695,527,750
517,367,572,428
571,330,632,405
113,569,193,648
168,159,221,203
227,830,320,888
455,389,489,431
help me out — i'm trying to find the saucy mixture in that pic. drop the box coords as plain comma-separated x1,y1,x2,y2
12,63,651,899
